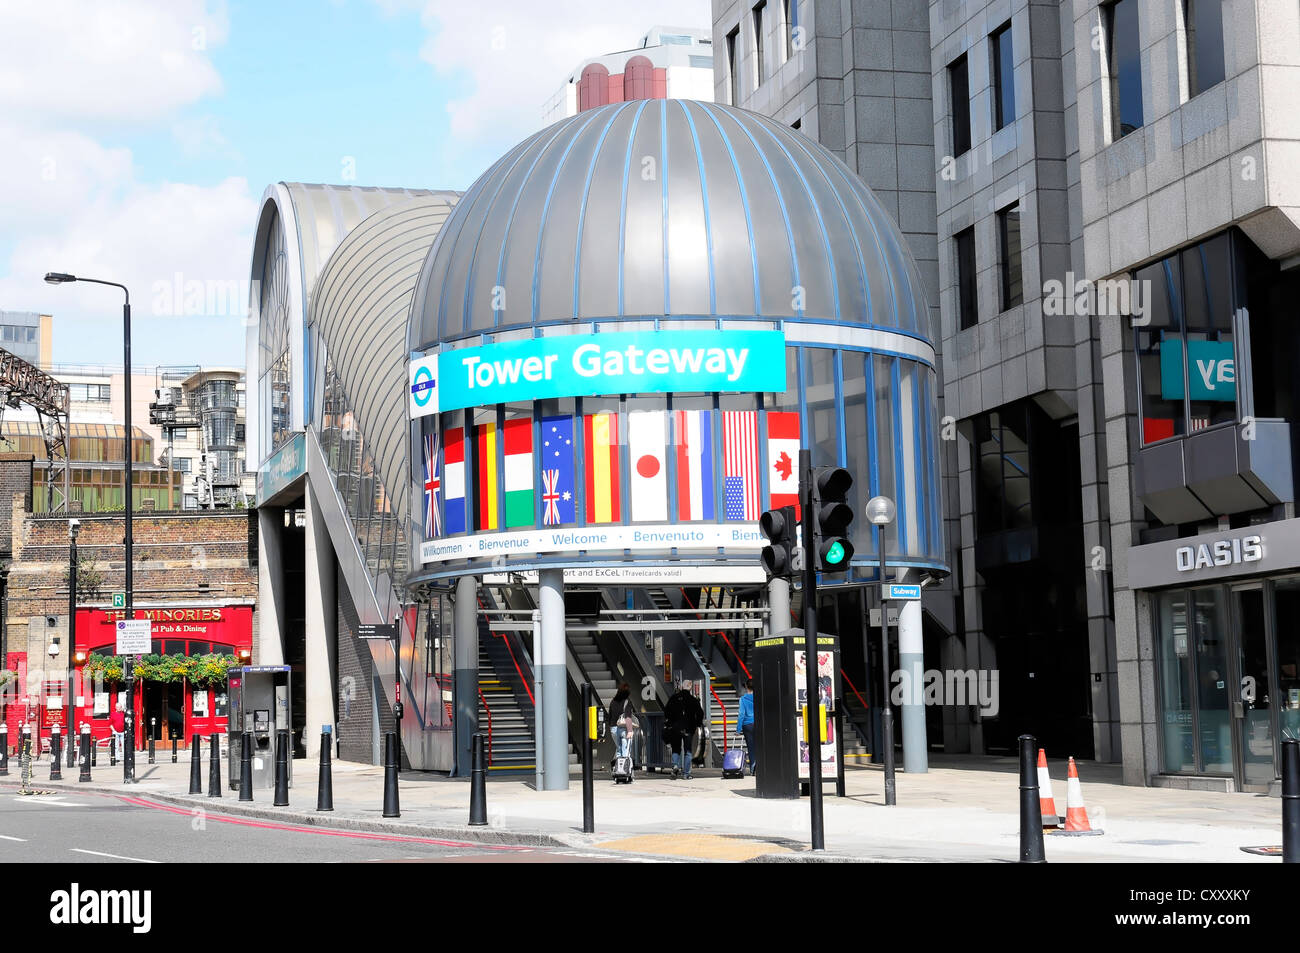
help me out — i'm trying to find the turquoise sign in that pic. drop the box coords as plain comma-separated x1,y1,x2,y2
436,330,786,412
1160,339,1235,402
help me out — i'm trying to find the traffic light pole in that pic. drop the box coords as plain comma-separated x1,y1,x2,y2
798,449,825,850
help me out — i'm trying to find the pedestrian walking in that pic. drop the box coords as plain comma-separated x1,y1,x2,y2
664,680,703,780
608,683,636,760
738,681,756,775
110,702,126,753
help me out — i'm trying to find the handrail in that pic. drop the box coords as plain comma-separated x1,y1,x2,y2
498,632,535,707
680,587,752,680
477,687,492,766
841,670,869,710
710,687,727,753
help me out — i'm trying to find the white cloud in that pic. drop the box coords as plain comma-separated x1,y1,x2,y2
172,115,239,160
412,0,712,147
0,0,228,125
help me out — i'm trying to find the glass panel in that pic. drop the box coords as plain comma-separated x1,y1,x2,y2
1157,590,1196,773
841,353,870,558
802,348,837,469
992,23,1015,130
1182,234,1235,431
955,228,977,329
1274,579,1300,745
1235,588,1273,785
1135,256,1185,442
949,56,971,155
999,204,1022,310
1108,0,1144,137
872,354,898,556
1188,0,1225,96
1193,587,1232,774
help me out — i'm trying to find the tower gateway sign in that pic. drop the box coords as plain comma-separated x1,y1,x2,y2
410,330,786,417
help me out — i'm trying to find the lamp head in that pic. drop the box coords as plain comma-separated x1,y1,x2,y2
865,495,896,526
43,272,76,284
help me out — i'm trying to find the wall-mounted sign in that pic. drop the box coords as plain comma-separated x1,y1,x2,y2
409,353,439,419
1160,339,1235,402
1175,535,1262,572
482,564,767,585
114,620,151,655
1128,521,1292,590
420,521,763,564
257,431,306,501
412,330,786,416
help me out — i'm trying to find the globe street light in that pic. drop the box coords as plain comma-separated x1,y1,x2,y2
44,272,137,782
866,495,897,806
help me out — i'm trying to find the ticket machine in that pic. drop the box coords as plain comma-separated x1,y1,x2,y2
227,665,292,790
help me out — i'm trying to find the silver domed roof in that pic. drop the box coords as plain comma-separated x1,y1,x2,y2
409,100,931,348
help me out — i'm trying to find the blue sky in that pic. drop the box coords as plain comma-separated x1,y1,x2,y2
0,0,710,368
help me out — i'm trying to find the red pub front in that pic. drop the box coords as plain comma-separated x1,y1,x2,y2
71,605,254,748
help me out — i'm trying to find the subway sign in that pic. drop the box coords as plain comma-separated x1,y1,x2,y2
410,330,786,417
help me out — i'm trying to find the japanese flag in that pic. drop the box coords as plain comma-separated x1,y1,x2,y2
628,409,668,522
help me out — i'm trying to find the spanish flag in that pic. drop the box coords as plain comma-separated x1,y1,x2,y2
584,412,621,524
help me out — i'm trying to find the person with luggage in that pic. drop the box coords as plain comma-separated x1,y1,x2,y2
664,679,704,780
737,681,756,776
608,683,635,759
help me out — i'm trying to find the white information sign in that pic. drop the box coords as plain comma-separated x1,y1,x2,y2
114,619,152,655
421,522,763,565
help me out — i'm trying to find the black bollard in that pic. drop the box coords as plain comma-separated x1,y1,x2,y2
469,732,487,826
68,724,77,767
238,731,253,801
90,744,96,767
110,734,116,766
171,738,177,763
317,727,334,812
382,731,400,818
273,729,289,806
581,683,594,833
49,727,62,781
1018,734,1047,863
189,734,202,795
78,727,92,782
207,732,221,797
148,722,155,765
1284,739,1299,864
0,725,7,776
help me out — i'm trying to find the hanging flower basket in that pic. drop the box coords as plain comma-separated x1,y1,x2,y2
80,653,238,687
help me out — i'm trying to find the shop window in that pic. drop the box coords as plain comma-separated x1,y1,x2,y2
990,22,1015,131
1104,0,1144,139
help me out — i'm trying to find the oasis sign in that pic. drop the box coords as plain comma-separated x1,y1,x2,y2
410,330,786,417
1175,534,1262,572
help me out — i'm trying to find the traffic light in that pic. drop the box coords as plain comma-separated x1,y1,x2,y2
813,466,854,572
760,504,797,580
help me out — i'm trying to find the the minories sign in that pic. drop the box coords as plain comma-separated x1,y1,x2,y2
410,330,787,417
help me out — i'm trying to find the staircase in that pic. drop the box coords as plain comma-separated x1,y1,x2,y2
840,691,872,763
477,644,535,775
707,675,747,765
568,630,618,711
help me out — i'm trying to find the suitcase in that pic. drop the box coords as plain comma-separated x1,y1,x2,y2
612,755,634,783
722,747,746,779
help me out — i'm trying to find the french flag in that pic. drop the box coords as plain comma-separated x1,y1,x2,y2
443,426,467,534
674,409,715,521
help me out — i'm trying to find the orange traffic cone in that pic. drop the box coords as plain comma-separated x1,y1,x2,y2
1037,749,1060,828
1063,756,1099,833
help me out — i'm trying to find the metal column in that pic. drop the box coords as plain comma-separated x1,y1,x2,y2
538,569,567,791
897,567,928,774
766,577,790,637
452,574,478,778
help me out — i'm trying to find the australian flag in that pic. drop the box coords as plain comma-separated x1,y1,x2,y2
540,415,576,526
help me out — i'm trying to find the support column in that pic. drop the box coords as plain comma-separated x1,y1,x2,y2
302,486,336,759
539,569,567,791
767,577,790,637
898,567,928,773
452,574,478,778
256,506,286,665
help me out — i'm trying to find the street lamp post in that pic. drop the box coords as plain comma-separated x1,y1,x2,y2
866,495,897,806
44,272,136,782
68,519,79,767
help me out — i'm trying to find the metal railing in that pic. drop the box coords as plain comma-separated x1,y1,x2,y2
711,687,727,753
477,687,493,766
680,587,753,680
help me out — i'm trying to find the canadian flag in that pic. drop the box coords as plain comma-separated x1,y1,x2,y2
767,411,800,513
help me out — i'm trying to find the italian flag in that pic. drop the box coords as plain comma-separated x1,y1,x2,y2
503,417,534,528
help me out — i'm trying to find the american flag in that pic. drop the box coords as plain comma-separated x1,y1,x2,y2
423,431,441,538
723,410,760,520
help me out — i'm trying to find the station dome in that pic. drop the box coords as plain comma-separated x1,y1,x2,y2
409,100,932,349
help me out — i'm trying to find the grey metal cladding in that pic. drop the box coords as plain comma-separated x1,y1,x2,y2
408,100,933,350
310,194,461,522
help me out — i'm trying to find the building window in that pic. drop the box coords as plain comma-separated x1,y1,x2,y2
727,26,740,104
170,427,188,439
948,54,971,156
973,405,1034,535
69,383,110,402
783,0,795,60
998,203,1023,310
752,2,766,87
174,457,192,473
990,22,1016,131
1185,0,1225,97
1133,232,1236,444
1105,0,1144,139
955,227,977,330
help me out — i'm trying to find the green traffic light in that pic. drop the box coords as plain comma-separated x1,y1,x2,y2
825,540,846,565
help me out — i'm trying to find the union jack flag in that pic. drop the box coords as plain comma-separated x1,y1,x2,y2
424,431,441,538
542,468,562,526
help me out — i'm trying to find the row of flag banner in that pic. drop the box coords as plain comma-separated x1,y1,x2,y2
423,410,804,538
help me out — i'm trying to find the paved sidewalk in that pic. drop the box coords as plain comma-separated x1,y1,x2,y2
10,750,1288,862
